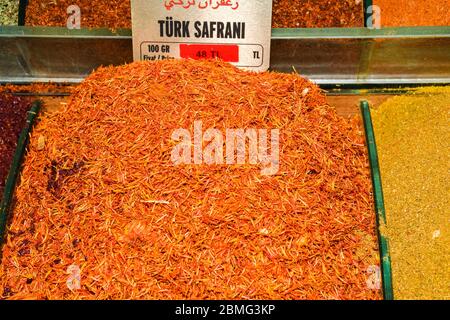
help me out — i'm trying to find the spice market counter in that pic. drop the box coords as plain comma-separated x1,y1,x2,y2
0,26,449,301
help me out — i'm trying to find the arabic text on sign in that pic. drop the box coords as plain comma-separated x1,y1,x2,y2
164,0,239,11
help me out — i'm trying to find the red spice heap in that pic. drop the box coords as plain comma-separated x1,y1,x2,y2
0,94,31,197
25,0,131,29
0,60,381,300
24,0,364,29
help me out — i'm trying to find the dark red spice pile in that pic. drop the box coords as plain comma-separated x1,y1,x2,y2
0,94,31,197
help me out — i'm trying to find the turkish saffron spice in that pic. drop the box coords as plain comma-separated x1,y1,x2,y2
24,0,364,29
374,0,450,27
0,94,31,197
0,60,381,300
372,87,450,300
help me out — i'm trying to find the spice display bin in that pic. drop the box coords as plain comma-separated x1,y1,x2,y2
360,100,393,300
0,26,449,85
0,90,396,298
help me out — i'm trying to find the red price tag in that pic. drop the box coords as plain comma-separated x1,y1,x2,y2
180,44,239,62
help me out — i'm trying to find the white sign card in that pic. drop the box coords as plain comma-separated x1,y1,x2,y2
131,0,273,71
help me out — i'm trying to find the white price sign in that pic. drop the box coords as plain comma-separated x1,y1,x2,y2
131,0,273,71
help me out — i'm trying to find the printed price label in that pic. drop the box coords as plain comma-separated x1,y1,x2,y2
179,44,239,62
132,0,273,71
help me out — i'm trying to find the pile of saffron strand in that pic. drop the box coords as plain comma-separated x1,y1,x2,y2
0,60,381,300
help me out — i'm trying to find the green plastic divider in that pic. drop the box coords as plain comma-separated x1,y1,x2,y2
0,100,41,249
360,100,394,300
18,0,28,26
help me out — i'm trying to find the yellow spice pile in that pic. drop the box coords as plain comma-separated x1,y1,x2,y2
372,87,450,300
